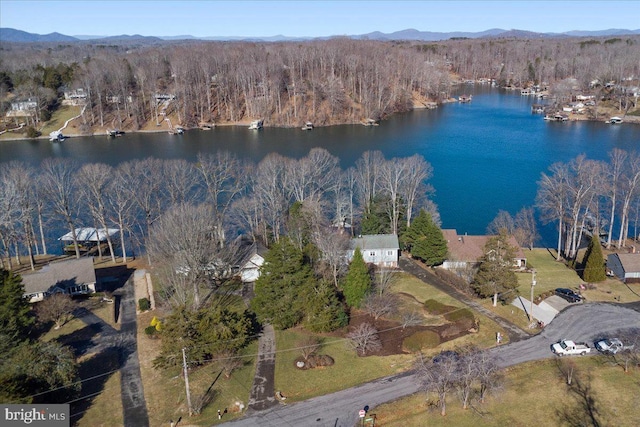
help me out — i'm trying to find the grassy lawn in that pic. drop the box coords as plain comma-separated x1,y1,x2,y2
274,329,413,402
40,105,82,135
516,248,583,296
392,273,510,347
74,353,123,427
41,316,87,342
137,310,258,427
372,357,640,427
478,299,536,332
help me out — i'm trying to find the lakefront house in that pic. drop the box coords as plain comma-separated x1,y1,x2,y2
441,229,527,271
21,257,98,303
347,234,400,268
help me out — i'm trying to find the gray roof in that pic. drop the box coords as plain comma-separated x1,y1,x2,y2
611,253,640,274
21,257,97,295
350,234,399,251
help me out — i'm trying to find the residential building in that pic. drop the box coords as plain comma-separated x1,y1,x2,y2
441,229,526,271
607,252,640,283
21,257,97,303
347,234,399,268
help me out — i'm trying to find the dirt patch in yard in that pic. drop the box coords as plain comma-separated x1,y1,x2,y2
328,310,475,357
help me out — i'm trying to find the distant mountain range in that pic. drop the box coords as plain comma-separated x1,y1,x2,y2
1,27,640,44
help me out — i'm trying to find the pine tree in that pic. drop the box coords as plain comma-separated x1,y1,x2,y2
582,237,606,282
341,247,372,308
251,237,314,329
403,209,448,266
472,233,518,306
0,269,34,339
304,280,348,332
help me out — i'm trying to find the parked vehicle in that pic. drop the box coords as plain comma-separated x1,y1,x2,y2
595,338,633,354
551,339,591,356
555,288,582,303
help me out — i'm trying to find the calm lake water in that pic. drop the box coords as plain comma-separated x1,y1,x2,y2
1,86,639,246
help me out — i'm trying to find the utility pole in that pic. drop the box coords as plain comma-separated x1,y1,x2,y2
530,270,537,323
182,348,193,416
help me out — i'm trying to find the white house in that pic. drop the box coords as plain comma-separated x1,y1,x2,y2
240,253,265,283
21,257,97,303
347,234,400,268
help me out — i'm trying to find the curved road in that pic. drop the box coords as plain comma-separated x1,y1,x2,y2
224,303,640,427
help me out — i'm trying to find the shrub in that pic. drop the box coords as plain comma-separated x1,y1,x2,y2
144,325,157,337
138,298,150,312
423,299,453,315
25,126,41,138
443,308,475,323
294,354,335,370
402,330,440,352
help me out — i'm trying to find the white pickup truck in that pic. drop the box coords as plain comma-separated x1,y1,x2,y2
551,339,591,356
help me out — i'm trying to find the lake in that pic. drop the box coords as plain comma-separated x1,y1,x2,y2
1,86,639,246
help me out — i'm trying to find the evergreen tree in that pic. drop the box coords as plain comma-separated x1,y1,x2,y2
341,247,372,308
154,304,252,368
360,194,392,235
403,209,448,266
0,269,34,338
251,237,315,329
304,280,348,332
582,237,606,282
472,233,518,306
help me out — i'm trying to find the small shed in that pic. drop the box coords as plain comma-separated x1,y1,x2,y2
607,253,640,283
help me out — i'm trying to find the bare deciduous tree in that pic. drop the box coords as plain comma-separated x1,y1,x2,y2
36,293,75,329
297,336,322,361
415,351,460,416
40,158,81,259
346,322,382,356
514,207,538,250
78,163,117,262
400,311,423,329
196,152,246,247
312,227,350,288
361,293,398,320
147,203,246,310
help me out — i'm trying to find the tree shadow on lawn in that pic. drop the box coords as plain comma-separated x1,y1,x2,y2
69,345,133,425
51,312,134,425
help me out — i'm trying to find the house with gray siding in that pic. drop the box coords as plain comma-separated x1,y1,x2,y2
607,252,640,283
21,257,97,303
347,234,399,268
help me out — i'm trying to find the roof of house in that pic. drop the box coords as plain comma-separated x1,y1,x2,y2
443,229,525,263
610,253,640,273
59,228,119,242
350,234,399,251
21,257,97,295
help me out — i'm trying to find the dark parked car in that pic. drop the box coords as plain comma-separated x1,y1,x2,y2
555,288,582,303
432,350,459,363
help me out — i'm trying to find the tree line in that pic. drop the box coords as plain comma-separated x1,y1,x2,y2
1,35,638,131
0,149,435,270
536,149,640,261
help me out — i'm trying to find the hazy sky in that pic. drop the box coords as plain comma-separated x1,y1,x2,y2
1,1,639,38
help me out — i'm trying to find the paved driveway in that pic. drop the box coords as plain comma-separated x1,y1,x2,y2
223,303,640,426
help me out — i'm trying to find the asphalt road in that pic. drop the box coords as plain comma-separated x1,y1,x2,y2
223,302,640,427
